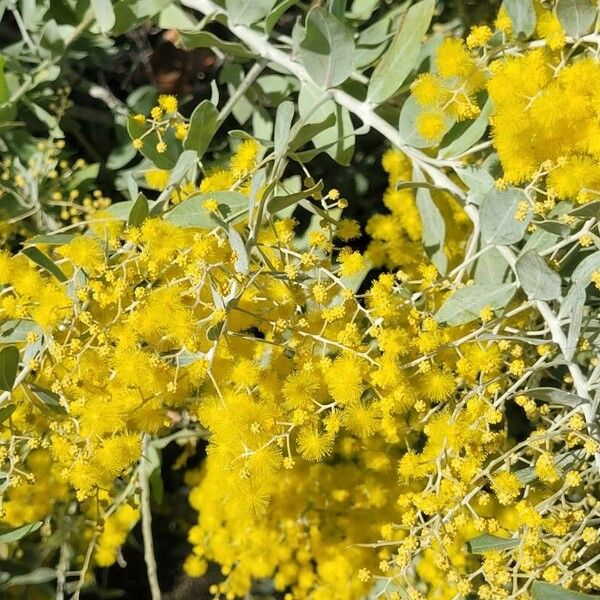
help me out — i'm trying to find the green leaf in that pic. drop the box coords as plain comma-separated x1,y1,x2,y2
0,56,9,105
128,193,149,227
268,180,324,214
569,200,600,217
22,247,67,283
466,534,520,554
288,114,337,151
298,81,355,165
0,403,16,424
265,0,301,34
300,7,355,89
28,383,67,415
157,3,198,29
532,581,600,600
572,251,600,286
183,100,219,159
474,247,509,285
435,284,517,326
0,346,19,392
0,521,42,543
439,98,492,159
168,150,197,187
24,234,76,246
166,191,249,228
414,168,446,273
3,568,56,588
228,225,249,275
355,3,409,69
504,0,537,38
66,164,100,191
0,320,42,344
127,116,178,170
274,101,295,158
226,0,277,25
180,31,254,60
556,0,597,38
480,187,531,245
563,283,586,359
367,0,435,104
525,387,588,408
91,0,115,32
516,250,561,301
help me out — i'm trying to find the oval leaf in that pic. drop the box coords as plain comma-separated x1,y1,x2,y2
480,187,531,245
505,0,537,37
226,0,277,25
556,0,597,38
91,0,116,32
300,8,355,89
516,250,562,301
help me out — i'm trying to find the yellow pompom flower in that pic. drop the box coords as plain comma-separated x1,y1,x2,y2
416,111,446,142
436,38,474,79
158,94,178,114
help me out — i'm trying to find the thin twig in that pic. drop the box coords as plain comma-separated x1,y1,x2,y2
140,434,161,600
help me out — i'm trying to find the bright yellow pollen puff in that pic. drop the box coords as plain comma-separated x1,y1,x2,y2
203,198,219,214
57,236,106,274
158,94,178,114
467,25,493,49
411,73,449,107
230,138,261,176
416,111,446,141
144,169,170,190
436,37,474,79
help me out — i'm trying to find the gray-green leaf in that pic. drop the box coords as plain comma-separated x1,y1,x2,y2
166,191,249,228
268,180,324,214
367,0,435,104
556,0,597,38
435,283,516,325
91,0,115,32
274,101,295,158
466,534,520,554
516,250,561,301
414,167,446,273
571,250,600,286
504,0,537,38
532,581,600,600
480,187,530,245
22,247,67,283
0,521,42,543
168,150,197,187
439,98,493,159
226,0,277,25
298,81,355,165
300,7,355,89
